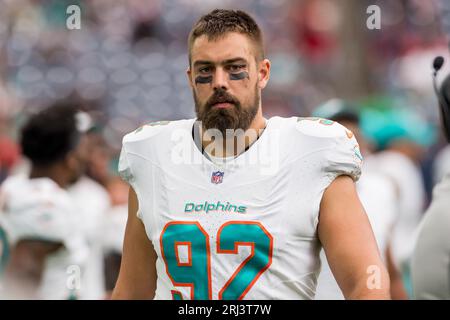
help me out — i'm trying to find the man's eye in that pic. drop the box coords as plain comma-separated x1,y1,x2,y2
227,64,245,72
199,67,212,74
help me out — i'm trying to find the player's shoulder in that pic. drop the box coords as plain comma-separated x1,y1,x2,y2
122,119,194,145
1,175,73,217
295,116,353,139
269,116,362,169
1,173,25,188
269,116,354,140
1,174,33,197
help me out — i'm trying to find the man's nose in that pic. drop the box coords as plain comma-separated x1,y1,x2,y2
212,67,228,91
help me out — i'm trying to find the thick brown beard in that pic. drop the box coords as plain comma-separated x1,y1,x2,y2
194,86,260,136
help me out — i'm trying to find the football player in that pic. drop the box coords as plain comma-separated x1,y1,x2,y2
112,9,390,300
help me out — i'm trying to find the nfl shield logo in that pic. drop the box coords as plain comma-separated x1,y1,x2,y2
211,171,224,184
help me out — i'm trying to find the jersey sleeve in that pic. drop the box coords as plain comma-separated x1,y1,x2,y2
118,142,135,185
295,117,363,182
323,127,363,182
117,123,165,185
117,134,143,220
295,118,364,231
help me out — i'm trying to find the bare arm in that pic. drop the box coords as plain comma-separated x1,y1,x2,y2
318,175,391,299
111,187,157,300
4,240,62,298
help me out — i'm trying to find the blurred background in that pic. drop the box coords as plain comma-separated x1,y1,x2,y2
0,0,450,299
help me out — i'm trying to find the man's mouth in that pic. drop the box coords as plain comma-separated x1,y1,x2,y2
212,102,234,109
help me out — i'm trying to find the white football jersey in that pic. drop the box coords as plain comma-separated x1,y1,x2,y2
365,150,425,272
0,174,89,300
102,204,128,254
68,176,111,299
118,116,362,300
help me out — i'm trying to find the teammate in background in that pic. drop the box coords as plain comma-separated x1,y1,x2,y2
0,103,91,299
112,9,390,300
68,130,114,299
68,174,110,299
71,131,129,298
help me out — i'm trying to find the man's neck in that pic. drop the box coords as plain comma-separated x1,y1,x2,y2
200,110,267,158
29,165,69,189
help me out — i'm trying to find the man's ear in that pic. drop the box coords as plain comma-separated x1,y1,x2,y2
258,58,271,89
187,67,194,89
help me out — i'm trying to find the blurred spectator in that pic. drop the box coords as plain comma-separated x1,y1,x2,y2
0,84,21,184
0,136,20,184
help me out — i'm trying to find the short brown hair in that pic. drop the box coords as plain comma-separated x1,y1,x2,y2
188,9,265,65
